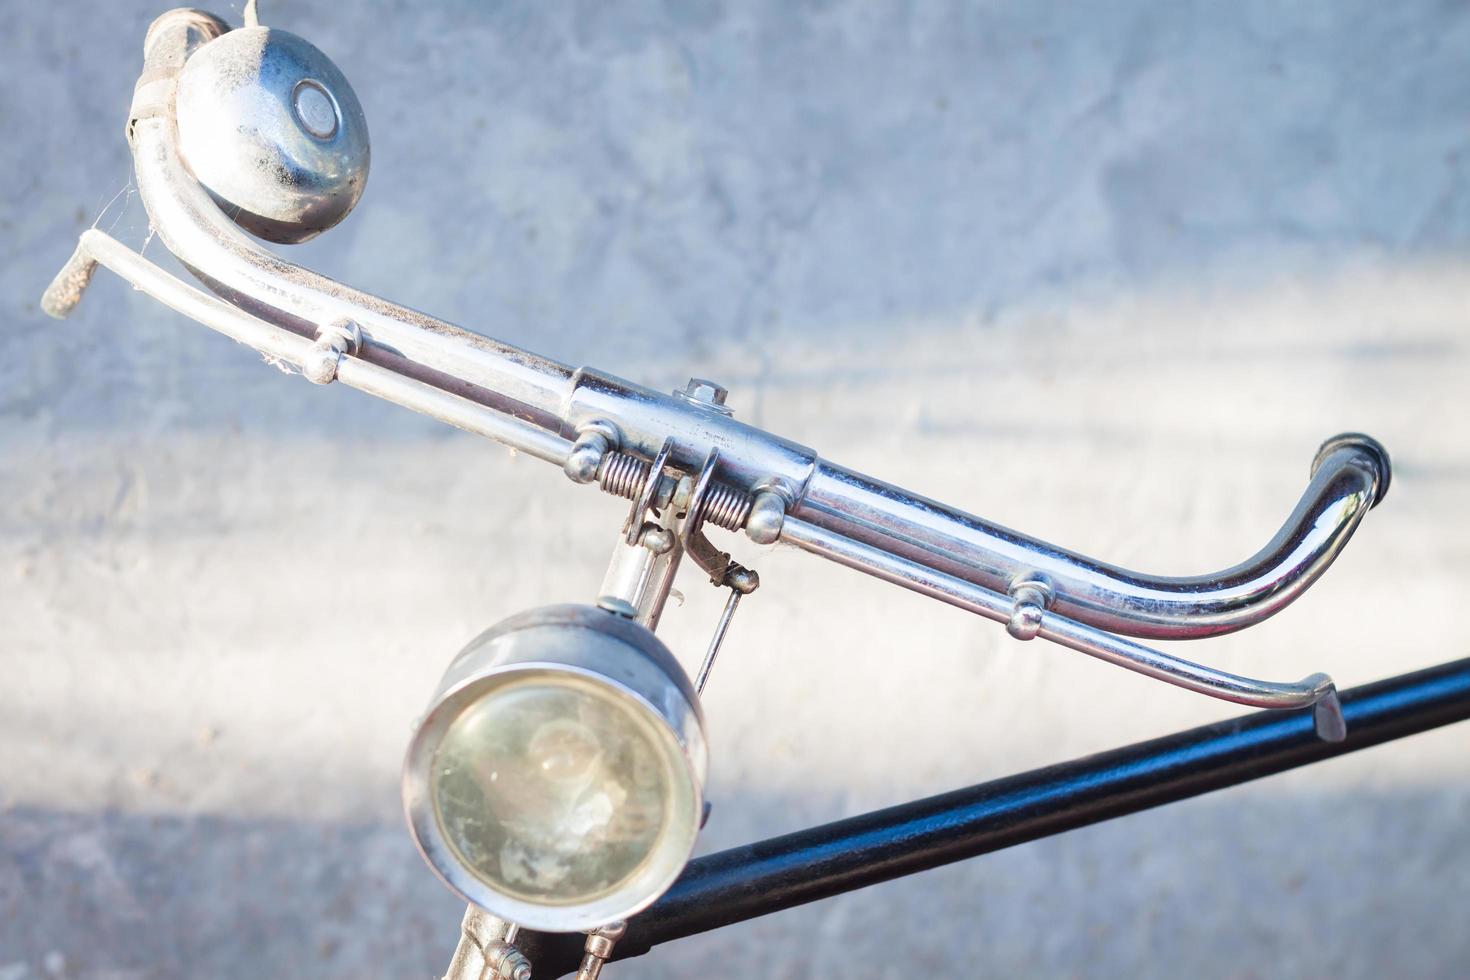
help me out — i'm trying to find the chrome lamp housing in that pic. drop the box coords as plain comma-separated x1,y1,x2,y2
403,605,708,932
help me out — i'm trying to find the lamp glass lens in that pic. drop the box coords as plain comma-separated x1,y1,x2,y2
430,673,681,906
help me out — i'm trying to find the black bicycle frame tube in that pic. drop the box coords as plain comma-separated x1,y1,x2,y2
519,658,1470,976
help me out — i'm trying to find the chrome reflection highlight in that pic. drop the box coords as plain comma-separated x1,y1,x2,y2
175,26,369,243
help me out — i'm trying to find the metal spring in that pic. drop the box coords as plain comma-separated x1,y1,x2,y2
597,450,754,531
698,482,754,531
598,452,651,500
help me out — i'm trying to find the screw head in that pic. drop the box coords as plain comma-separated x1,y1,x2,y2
682,378,727,405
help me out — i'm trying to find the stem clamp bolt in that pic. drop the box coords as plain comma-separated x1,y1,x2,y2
676,377,732,415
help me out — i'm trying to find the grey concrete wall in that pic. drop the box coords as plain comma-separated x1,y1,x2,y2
3,1,1468,977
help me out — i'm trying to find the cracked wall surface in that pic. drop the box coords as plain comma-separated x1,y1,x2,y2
3,1,1468,977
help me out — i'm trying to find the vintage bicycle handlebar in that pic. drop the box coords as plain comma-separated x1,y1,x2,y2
43,9,1390,744
37,5,1399,975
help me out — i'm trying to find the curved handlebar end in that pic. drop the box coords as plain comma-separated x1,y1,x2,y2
1314,433,1391,508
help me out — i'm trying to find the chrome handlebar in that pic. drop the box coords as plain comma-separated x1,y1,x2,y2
43,8,1392,741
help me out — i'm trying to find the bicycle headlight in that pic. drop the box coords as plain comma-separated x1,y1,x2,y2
403,605,706,931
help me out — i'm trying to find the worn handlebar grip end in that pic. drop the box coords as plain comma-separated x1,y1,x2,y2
1313,432,1392,508
41,239,99,320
